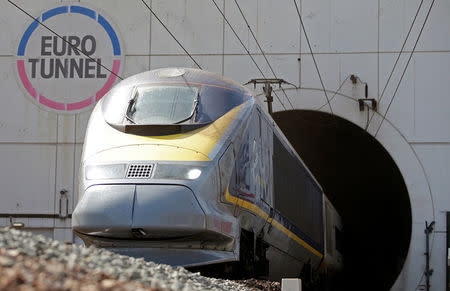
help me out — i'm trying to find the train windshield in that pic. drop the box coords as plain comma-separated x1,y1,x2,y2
102,81,251,131
126,85,198,125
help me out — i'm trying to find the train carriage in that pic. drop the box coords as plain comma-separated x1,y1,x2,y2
72,68,342,282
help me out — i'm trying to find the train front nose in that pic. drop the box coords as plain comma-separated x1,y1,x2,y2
72,184,206,239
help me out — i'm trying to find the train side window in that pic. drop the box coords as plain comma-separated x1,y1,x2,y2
335,227,344,254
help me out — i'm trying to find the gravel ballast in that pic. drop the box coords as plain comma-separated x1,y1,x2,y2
0,227,253,290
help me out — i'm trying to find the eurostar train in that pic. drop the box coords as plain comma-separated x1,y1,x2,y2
72,68,343,282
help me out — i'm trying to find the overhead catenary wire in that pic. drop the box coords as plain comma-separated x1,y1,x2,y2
8,0,123,80
374,0,435,137
292,0,333,115
365,0,425,131
294,75,351,127
234,0,294,109
210,0,287,110
210,0,264,77
318,75,351,111
139,0,202,70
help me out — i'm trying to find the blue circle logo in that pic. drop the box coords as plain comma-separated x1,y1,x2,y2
16,3,123,113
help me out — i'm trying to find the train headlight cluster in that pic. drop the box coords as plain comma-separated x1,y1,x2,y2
153,164,204,180
85,164,204,180
85,164,126,180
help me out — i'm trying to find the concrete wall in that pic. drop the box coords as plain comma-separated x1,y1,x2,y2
0,0,448,289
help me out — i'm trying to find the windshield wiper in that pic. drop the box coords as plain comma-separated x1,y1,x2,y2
125,114,135,124
174,98,199,124
125,93,137,124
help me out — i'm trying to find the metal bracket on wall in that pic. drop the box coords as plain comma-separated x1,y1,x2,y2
358,98,377,111
350,74,376,112
59,189,69,219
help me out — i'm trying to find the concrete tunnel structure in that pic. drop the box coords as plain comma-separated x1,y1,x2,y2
1,0,447,289
273,109,411,290
264,85,436,290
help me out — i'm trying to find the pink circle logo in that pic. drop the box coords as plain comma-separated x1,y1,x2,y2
16,4,123,113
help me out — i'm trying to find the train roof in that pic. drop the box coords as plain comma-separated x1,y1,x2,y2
101,68,253,135
112,68,252,94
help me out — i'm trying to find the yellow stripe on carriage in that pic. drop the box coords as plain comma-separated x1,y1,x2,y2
225,187,323,259
88,104,244,163
127,104,244,159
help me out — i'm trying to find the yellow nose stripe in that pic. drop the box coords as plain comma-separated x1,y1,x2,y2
110,104,243,161
90,144,210,162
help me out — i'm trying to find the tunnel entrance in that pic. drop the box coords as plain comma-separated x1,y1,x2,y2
272,110,411,291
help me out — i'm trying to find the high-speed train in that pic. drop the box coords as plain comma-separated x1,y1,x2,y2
72,68,343,282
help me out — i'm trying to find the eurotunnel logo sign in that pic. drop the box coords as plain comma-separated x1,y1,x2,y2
16,4,123,113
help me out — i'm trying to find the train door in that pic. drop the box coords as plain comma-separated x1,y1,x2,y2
232,108,261,205
250,111,262,203
258,109,273,208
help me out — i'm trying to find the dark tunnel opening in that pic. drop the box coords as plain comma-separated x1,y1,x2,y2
272,109,412,291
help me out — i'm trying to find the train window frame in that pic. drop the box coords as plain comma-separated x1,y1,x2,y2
272,130,324,248
325,202,334,256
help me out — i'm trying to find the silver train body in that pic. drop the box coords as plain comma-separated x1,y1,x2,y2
72,68,342,281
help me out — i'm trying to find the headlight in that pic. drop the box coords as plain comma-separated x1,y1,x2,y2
153,164,204,180
85,164,126,180
85,163,204,180
187,168,202,179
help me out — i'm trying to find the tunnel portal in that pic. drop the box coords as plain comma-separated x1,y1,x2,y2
273,109,412,291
